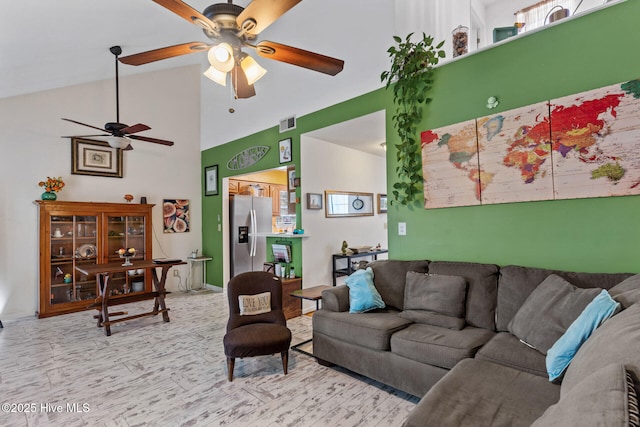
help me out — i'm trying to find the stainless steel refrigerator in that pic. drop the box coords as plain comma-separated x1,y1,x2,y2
230,195,273,277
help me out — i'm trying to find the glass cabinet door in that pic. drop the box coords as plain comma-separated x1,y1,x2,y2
49,215,98,305
106,215,147,295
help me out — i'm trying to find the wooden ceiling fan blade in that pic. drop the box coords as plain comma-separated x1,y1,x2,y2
61,134,110,138
119,42,209,66
232,64,256,99
61,118,108,133
152,0,216,30
256,41,344,76
237,0,301,35
121,123,151,134
128,135,175,146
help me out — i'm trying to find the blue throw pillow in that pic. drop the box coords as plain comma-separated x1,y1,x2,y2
345,267,385,313
546,289,620,382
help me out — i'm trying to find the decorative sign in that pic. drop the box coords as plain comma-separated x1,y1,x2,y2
226,146,270,170
421,78,640,209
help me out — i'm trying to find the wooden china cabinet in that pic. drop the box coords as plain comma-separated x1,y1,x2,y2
35,200,154,318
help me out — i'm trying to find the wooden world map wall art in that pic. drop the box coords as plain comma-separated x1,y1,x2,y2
421,78,640,209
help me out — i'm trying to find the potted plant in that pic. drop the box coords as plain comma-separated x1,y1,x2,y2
381,33,445,205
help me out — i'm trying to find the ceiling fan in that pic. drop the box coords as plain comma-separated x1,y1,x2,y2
119,0,345,99
62,46,174,150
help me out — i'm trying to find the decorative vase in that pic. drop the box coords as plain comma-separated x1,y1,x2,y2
41,191,57,201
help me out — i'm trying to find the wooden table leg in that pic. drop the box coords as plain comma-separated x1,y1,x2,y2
97,273,112,336
151,266,171,323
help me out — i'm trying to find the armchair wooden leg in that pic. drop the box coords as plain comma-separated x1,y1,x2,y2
227,357,235,382
281,350,289,375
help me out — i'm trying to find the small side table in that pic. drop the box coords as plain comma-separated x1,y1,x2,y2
289,285,332,356
187,256,212,291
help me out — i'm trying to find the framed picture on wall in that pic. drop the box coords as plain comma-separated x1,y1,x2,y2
377,194,388,213
71,138,123,178
204,164,218,196
307,193,323,210
279,138,292,164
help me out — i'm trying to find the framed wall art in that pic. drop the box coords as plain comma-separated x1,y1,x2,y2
279,138,292,164
163,199,190,233
71,138,123,178
307,193,323,210
377,194,388,213
204,164,218,196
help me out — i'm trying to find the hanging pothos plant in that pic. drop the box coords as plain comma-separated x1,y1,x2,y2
381,33,445,205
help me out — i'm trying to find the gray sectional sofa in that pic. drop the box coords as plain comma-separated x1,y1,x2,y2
312,260,640,426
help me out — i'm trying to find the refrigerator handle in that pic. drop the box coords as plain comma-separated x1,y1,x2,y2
250,209,257,257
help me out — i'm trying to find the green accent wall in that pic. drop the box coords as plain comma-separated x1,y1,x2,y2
203,0,640,286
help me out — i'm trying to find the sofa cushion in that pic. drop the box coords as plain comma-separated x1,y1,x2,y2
312,309,412,351
399,272,467,330
562,303,640,397
402,359,560,427
428,261,499,330
546,289,619,382
508,274,601,355
609,274,640,309
497,265,632,331
368,260,429,310
345,267,385,313
390,323,494,370
532,363,631,427
475,332,548,378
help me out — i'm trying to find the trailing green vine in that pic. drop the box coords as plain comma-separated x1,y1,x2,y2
381,33,445,205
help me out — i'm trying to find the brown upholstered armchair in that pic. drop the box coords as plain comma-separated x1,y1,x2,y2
223,271,292,381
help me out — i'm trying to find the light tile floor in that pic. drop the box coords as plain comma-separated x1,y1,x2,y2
0,291,418,427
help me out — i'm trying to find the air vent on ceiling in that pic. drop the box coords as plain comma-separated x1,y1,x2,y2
279,116,296,133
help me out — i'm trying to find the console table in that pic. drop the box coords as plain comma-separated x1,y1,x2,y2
332,249,388,286
76,259,185,336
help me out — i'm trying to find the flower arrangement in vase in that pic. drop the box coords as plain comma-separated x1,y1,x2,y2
38,176,65,200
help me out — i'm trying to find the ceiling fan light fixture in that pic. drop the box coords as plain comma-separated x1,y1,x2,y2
106,136,129,150
204,66,227,86
240,55,267,85
208,43,234,72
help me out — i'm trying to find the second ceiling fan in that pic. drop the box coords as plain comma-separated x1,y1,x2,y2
120,0,345,99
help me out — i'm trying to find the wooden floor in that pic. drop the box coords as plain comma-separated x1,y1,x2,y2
0,291,419,427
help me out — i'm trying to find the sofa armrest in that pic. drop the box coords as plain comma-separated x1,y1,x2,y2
321,285,350,312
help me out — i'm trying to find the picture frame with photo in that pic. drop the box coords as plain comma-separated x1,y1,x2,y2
204,164,218,196
71,138,123,178
377,194,388,213
279,138,292,164
307,193,323,210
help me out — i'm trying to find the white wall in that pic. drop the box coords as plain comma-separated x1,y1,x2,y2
300,135,388,311
0,65,202,319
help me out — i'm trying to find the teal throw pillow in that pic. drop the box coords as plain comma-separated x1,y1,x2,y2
546,289,620,382
345,267,385,313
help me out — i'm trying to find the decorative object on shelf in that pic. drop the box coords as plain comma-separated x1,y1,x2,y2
307,193,323,210
341,240,349,255
204,164,219,196
38,176,65,200
486,96,499,109
71,138,123,178
381,33,445,206
377,194,388,213
279,138,292,164
452,25,469,57
140,196,147,204
124,194,134,203
63,273,72,283
117,247,136,266
163,199,190,233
